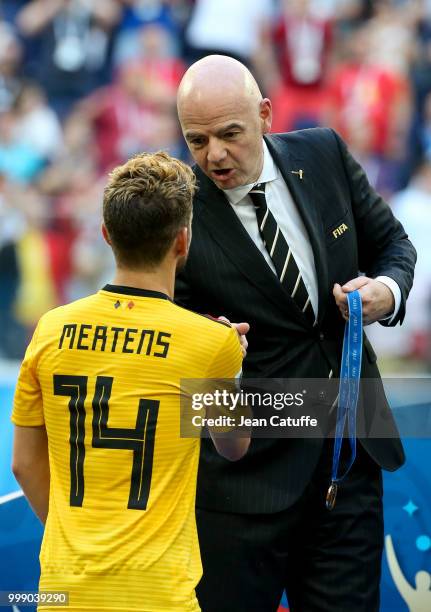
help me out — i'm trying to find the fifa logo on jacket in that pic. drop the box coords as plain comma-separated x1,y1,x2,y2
332,223,349,239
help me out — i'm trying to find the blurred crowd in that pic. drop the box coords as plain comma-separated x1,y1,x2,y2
1,0,431,369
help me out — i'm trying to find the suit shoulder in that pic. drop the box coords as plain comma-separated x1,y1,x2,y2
269,127,338,148
266,128,345,172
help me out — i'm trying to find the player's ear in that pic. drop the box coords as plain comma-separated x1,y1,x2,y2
175,226,189,258
101,223,112,245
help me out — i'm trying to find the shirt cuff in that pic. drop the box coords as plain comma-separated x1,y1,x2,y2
375,276,401,324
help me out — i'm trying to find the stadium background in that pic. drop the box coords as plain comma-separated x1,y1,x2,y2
1,0,431,610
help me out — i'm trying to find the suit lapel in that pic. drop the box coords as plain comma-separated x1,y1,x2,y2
195,167,307,325
265,134,329,324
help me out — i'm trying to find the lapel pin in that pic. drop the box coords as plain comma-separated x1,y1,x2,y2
291,169,304,180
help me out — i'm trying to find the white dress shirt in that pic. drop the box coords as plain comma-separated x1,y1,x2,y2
223,141,400,323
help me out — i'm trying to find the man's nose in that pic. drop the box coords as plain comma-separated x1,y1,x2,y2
207,139,227,163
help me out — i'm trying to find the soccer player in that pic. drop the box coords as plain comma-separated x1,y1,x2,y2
11,151,249,612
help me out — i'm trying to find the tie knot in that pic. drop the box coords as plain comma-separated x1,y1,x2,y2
248,183,266,209
250,182,266,194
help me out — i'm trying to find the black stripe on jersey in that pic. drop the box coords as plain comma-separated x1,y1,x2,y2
102,284,171,300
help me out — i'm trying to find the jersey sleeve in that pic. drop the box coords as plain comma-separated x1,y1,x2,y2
11,320,44,426
205,326,243,380
203,327,247,429
180,325,247,437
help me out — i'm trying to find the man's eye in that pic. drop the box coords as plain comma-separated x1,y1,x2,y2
225,132,238,139
190,139,204,147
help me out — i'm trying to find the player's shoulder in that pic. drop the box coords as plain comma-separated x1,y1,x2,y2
37,293,101,328
170,302,236,340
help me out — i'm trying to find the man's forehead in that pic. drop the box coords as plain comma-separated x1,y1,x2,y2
179,83,251,113
179,95,253,130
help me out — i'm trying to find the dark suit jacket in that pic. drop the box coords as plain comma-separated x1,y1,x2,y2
175,128,416,514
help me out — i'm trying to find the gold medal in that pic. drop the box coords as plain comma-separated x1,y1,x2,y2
326,482,338,510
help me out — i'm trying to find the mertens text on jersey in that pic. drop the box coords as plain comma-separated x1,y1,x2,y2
58,323,171,357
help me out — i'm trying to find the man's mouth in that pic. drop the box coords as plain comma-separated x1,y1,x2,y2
211,168,235,181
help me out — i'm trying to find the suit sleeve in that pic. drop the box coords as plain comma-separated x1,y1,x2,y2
331,129,417,326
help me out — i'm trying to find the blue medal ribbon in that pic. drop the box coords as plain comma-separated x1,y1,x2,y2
326,289,363,510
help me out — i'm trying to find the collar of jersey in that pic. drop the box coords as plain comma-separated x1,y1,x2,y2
102,284,171,301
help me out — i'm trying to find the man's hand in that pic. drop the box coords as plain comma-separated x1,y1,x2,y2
333,277,395,325
218,317,250,357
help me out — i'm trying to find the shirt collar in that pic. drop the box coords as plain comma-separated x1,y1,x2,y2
102,284,171,300
223,140,278,206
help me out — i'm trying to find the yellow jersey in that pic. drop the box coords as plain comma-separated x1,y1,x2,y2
12,285,242,612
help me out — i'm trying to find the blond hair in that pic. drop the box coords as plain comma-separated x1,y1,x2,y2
103,152,195,268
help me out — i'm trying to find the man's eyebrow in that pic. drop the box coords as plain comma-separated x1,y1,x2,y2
217,123,244,134
184,130,204,140
185,123,245,140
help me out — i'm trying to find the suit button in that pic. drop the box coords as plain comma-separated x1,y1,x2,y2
318,390,326,401
319,332,325,341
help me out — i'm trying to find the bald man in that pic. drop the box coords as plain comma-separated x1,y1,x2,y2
175,55,416,612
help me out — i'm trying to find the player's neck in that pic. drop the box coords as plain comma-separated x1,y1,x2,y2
111,268,174,299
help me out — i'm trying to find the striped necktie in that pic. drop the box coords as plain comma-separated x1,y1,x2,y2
249,182,315,325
